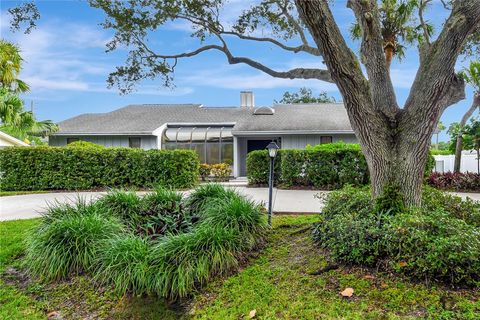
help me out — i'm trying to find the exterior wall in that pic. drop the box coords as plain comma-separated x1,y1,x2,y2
48,135,158,150
281,134,357,149
433,153,479,173
0,137,17,147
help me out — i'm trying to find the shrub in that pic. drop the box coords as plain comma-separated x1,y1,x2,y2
0,147,199,191
148,226,243,298
139,188,195,238
246,143,368,188
24,185,268,298
209,163,232,181
65,141,105,149
313,186,480,285
94,234,151,295
25,201,124,280
427,172,480,192
246,150,282,185
199,164,211,181
184,183,239,215
97,190,142,225
386,209,480,285
247,143,434,189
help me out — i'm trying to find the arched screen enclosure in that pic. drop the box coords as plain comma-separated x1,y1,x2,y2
162,126,233,165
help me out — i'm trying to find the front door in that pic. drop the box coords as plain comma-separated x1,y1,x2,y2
247,139,273,154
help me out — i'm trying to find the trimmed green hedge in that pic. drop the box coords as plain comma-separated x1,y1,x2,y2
0,147,200,190
247,143,434,189
247,143,369,189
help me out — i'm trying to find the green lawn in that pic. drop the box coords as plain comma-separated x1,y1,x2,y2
1,215,479,319
0,191,51,197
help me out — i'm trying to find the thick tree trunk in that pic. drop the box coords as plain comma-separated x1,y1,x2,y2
357,118,431,206
454,96,479,172
295,0,480,206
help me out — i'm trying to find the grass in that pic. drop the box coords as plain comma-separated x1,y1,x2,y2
0,190,50,197
1,215,479,319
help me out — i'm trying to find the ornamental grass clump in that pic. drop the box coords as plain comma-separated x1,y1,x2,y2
24,184,268,298
93,233,151,295
25,200,124,280
184,183,239,214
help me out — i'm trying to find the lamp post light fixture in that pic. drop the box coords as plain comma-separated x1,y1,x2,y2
266,141,279,226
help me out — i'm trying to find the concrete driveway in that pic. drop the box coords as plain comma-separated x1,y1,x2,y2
1,188,479,221
0,188,326,221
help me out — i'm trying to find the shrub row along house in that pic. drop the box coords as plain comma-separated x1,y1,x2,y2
49,92,357,177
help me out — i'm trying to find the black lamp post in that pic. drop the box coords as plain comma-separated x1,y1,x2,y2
266,141,279,226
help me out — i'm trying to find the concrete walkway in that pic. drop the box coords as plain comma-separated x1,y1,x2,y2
0,188,326,221
1,188,479,221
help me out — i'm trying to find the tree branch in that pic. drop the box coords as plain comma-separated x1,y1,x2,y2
347,0,399,119
418,0,432,46
221,31,321,56
135,34,332,82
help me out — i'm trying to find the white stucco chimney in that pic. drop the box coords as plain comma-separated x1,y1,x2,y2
240,91,254,113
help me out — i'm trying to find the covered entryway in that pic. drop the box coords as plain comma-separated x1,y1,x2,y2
234,136,281,177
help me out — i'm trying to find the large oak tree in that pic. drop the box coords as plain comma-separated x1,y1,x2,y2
9,0,480,205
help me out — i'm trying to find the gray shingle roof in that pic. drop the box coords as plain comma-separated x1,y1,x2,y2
55,103,353,135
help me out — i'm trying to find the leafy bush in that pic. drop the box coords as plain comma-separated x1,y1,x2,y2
0,147,200,191
184,183,239,215
313,186,480,285
25,200,124,280
24,185,268,299
247,143,434,189
199,164,211,181
94,234,151,295
386,209,480,285
138,188,195,238
65,140,105,149
209,163,232,181
199,163,232,181
427,172,480,192
246,143,368,188
246,150,282,186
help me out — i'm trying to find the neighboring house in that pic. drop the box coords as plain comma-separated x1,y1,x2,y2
0,131,29,148
49,92,357,177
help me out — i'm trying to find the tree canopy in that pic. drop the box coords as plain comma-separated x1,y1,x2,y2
275,87,335,104
6,0,480,205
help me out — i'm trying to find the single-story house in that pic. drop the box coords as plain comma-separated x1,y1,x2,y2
0,131,30,148
49,92,357,177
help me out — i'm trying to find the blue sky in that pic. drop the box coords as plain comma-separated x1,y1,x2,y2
0,0,477,142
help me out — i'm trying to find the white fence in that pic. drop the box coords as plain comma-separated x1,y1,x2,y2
433,152,479,173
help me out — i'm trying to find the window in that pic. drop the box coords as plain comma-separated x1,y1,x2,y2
162,126,234,164
67,138,79,144
320,136,333,144
129,137,141,148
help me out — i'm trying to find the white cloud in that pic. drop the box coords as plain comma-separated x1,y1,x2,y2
182,65,338,91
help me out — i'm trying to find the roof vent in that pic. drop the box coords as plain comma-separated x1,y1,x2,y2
253,106,275,115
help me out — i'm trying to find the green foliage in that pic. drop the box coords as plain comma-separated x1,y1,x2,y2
374,184,405,215
386,209,480,285
430,148,452,155
247,143,369,189
275,87,335,104
93,233,151,295
65,140,105,149
199,163,232,181
138,188,193,238
24,185,267,299
313,186,480,285
0,146,200,191
184,183,239,215
246,149,282,186
24,201,124,280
